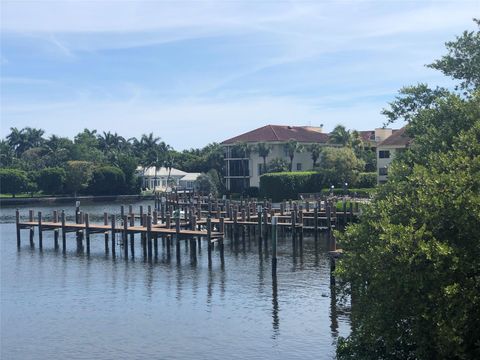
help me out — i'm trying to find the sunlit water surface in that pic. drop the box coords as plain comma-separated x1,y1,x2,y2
1,201,350,359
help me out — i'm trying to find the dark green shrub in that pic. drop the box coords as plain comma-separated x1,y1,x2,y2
260,172,319,201
0,168,29,197
245,186,259,198
36,167,66,194
88,166,126,195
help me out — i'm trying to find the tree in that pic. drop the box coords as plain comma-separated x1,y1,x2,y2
196,173,218,196
232,141,253,194
308,143,323,168
64,161,93,197
328,125,351,146
284,139,303,171
255,142,271,174
0,168,29,197
6,127,45,157
267,158,290,173
36,167,66,195
427,18,480,93
0,140,14,167
88,166,126,195
320,147,364,186
336,21,480,359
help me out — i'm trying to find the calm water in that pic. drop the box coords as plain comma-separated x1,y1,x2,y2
0,201,350,360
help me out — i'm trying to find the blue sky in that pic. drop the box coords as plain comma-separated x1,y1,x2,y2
1,0,478,149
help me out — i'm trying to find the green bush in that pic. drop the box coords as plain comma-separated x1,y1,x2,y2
354,172,377,188
260,172,321,201
245,186,259,198
88,166,126,195
36,167,66,194
321,188,376,198
0,168,29,197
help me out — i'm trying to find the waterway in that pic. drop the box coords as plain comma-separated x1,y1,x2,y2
0,201,350,360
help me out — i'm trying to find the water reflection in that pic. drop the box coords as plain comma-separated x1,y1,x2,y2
271,275,280,339
1,203,350,360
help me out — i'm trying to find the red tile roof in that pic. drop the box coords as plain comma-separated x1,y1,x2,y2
378,127,411,147
221,125,329,144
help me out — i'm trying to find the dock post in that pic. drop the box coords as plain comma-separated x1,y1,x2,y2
38,211,43,249
29,210,34,246
207,216,212,265
147,215,153,259
61,210,66,252
123,215,128,259
120,205,125,219
111,215,116,257
53,210,59,249
16,209,21,248
257,209,262,241
129,212,135,257
272,216,278,276
314,206,319,242
85,213,90,254
175,214,181,262
153,211,158,257
104,212,109,253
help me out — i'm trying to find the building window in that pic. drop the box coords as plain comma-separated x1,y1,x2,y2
379,150,390,159
296,163,302,171
379,167,388,176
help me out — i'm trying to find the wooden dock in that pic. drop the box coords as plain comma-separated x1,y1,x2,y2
15,193,359,270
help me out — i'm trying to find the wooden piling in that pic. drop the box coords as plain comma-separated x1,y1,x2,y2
129,211,135,257
37,211,43,249
272,216,278,275
85,213,90,254
29,210,34,246
61,210,66,252
147,215,153,259
111,215,116,257
207,216,212,265
15,209,21,247
53,210,59,249
104,212,109,253
123,215,128,258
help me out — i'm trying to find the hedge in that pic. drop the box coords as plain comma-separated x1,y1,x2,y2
259,172,323,201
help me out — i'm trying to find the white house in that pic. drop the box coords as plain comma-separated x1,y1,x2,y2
137,166,201,191
376,127,411,184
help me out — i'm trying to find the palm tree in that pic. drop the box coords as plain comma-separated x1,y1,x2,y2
6,127,27,156
255,142,271,174
163,151,176,191
233,141,253,193
284,139,303,171
308,143,323,168
329,125,351,146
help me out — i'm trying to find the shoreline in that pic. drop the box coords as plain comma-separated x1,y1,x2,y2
0,194,155,207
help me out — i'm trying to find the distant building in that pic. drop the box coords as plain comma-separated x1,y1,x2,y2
137,166,201,191
221,125,330,192
376,127,411,184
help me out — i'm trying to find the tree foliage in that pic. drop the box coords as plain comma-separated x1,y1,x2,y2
36,167,66,195
337,21,480,359
64,161,93,197
0,168,29,197
319,147,364,186
428,19,480,93
88,166,126,196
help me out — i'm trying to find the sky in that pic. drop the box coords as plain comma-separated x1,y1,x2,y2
0,0,478,150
